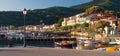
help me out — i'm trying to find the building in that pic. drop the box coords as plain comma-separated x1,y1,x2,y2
76,14,87,24
62,16,76,26
42,24,58,30
61,18,68,26
61,13,90,26
67,16,76,26
25,25,43,31
61,12,119,36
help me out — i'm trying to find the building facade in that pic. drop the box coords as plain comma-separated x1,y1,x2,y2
61,13,90,26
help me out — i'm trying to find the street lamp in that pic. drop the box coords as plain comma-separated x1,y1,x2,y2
23,8,27,47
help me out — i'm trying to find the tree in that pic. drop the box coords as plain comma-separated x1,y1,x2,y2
95,21,109,29
95,21,110,36
40,20,44,24
80,22,89,29
117,12,120,18
58,18,64,27
73,24,81,29
67,25,73,30
60,25,72,31
86,6,104,14
104,10,116,15
88,27,95,39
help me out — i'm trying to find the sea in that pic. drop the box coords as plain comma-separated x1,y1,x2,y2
0,38,54,47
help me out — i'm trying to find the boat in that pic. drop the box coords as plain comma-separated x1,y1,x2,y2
62,43,73,48
54,41,77,49
84,40,100,44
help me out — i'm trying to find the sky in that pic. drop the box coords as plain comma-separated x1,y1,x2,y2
0,0,92,11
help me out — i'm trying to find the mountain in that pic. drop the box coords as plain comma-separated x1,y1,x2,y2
0,0,120,26
71,0,120,12
0,7,80,26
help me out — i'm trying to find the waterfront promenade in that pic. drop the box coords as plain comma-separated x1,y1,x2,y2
0,47,120,56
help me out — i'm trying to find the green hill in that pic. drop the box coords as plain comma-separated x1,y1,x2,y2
71,0,120,12
0,0,120,26
0,7,79,26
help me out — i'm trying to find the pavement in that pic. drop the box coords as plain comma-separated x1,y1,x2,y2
0,47,120,56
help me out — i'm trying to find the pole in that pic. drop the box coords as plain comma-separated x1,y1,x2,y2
23,14,26,47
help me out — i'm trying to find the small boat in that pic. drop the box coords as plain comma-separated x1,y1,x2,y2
54,41,76,49
62,43,73,48
84,40,99,44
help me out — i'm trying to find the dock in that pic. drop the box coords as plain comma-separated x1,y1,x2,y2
26,38,76,42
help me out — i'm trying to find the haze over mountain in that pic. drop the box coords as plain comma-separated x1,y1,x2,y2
0,0,120,26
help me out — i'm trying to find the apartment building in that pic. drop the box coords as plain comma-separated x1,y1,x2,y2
62,13,90,26
61,16,76,26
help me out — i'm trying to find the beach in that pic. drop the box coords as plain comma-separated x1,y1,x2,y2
0,47,119,56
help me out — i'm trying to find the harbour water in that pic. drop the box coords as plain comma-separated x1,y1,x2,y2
0,39,54,47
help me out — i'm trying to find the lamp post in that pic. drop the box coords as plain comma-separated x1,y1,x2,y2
23,8,27,47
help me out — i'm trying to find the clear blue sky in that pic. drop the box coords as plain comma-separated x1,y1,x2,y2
0,0,92,11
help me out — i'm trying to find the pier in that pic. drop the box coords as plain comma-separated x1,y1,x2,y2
26,38,76,42
25,38,77,48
